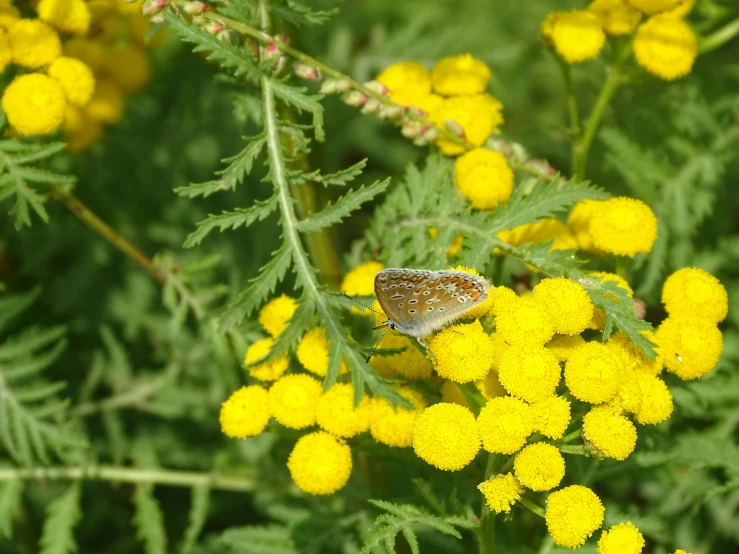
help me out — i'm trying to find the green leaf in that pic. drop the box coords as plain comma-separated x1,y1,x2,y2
133,484,168,554
270,0,338,26
315,159,367,186
270,80,325,142
219,524,299,554
0,479,23,539
39,483,82,554
180,484,210,554
0,286,40,333
184,196,278,247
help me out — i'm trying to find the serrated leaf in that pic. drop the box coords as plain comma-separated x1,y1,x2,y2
297,179,389,233
316,159,367,186
0,479,23,539
184,196,278,247
270,80,325,142
219,524,298,554
180,484,210,554
0,286,41,333
133,485,167,554
270,0,338,26
39,483,81,554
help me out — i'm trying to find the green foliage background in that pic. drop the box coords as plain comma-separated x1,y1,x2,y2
0,0,737,553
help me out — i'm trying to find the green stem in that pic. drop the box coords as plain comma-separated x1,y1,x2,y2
499,453,516,475
554,55,581,176
558,428,582,444
615,256,629,279
698,16,739,54
520,497,546,519
559,444,586,456
478,453,497,554
491,255,506,287
458,382,487,416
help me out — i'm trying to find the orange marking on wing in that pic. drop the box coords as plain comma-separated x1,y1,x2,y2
470,290,480,300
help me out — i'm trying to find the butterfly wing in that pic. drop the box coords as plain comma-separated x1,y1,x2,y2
374,268,436,327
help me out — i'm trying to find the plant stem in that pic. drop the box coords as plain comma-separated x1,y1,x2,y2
554,54,581,176
520,497,546,519
559,428,582,444
615,256,629,279
559,444,587,456
491,255,506,287
478,453,497,554
698,16,739,54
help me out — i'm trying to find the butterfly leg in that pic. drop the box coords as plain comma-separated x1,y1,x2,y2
416,337,437,365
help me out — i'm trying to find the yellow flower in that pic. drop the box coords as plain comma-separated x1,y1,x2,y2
104,44,152,93
514,443,565,491
499,218,578,251
498,345,561,403
674,550,691,554
63,37,105,70
287,431,352,495
609,368,643,415
550,10,606,64
541,12,566,41
530,396,572,439
65,120,103,152
430,94,503,156
568,200,604,253
634,372,673,424
316,383,372,438
454,148,514,210
47,56,95,107
478,370,507,400
370,333,433,381
258,294,298,337
342,260,383,314
656,316,722,380
634,15,697,81
589,197,658,256
627,0,681,14
440,380,468,407
494,295,555,347
545,485,605,548
0,6,20,30
478,473,522,513
488,331,510,371
296,327,349,377
377,61,432,107
2,73,65,136
369,386,427,447
449,265,494,318
243,338,289,382
583,405,637,460
664,0,694,17
533,277,594,335
546,334,585,362
490,286,517,316
413,403,480,470
219,386,270,438
661,267,728,324
37,0,90,35
477,396,533,454
8,19,61,68
589,0,641,36
0,32,11,72
565,341,623,404
268,374,321,430
429,320,495,383
86,79,125,123
431,53,491,96
597,522,645,554
606,331,663,376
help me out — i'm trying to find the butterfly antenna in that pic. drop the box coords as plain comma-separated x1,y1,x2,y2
365,329,389,364
342,292,384,316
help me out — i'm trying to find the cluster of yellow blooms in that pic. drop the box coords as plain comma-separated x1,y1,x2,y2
542,0,698,80
0,0,155,150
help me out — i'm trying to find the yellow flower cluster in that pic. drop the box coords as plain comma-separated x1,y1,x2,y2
287,432,352,495
546,485,605,548
477,473,522,513
597,521,645,554
413,403,480,470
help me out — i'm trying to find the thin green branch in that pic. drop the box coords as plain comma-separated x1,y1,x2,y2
520,497,546,519
553,53,581,177
478,454,497,554
559,444,586,456
698,16,739,54
558,428,582,444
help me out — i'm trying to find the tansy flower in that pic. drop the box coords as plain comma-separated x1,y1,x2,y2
530,396,572,439
495,295,555,347
607,331,663,376
568,200,604,253
589,0,641,36
63,37,105,70
634,15,697,81
609,368,643,415
430,93,503,156
478,473,522,513
565,341,623,404
65,120,103,152
488,331,510,371
412,403,480,471
634,373,673,424
514,443,565,491
499,218,578,252
656,316,722,380
549,11,606,64
541,12,566,41
627,0,681,14
664,0,694,17
104,45,151,93
597,522,645,554
370,333,433,381
428,228,465,259
545,485,605,548
259,294,298,337
377,61,432,107
546,334,585,362
589,197,658,256
490,286,517,316
8,19,61,68
674,550,691,554
661,267,728,324
454,148,514,210
36,0,91,35
287,431,352,495
315,383,371,438
431,53,491,96
296,328,349,377
478,370,507,400
498,345,561,403
243,338,289,382
449,266,494,319
268,374,321,429
369,386,427,447
342,260,383,314
583,405,637,460
47,57,95,107
587,271,634,330
0,31,11,72
429,320,495,383
477,396,533,454
533,277,594,335
2,73,66,136
86,79,125,123
219,386,270,438
0,6,20,30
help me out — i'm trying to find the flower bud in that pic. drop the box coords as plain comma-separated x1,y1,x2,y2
360,98,381,114
342,91,367,107
274,34,290,45
364,80,389,96
510,142,528,162
216,29,232,42
263,42,281,61
526,159,556,176
334,79,352,93
183,1,208,14
444,118,465,138
378,103,405,121
206,21,225,35
408,105,429,117
150,13,165,23
191,15,206,26
142,0,166,15
401,120,426,139
319,79,338,94
294,63,321,81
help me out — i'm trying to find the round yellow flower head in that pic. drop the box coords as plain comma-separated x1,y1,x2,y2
287,431,352,495
448,266,494,318
412,403,480,471
0,32,11,72
1,73,65,136
477,473,522,514
514,442,565,491
530,396,572,439
296,327,349,377
47,57,95,107
565,341,623,404
8,19,61,68
477,396,533,454
583,404,637,460
495,294,555,347
490,286,517,317
104,45,151,93
370,333,433,381
244,338,289,382
430,93,503,156
607,331,663,376
268,373,321,430
609,368,643,415
65,120,103,152
342,260,383,314
478,370,507,400
664,0,694,17
568,200,604,253
634,372,673,424
587,272,634,330
63,37,105,71
0,6,20,30
498,344,561,403
546,334,585,362
369,386,427,447
454,148,514,210
488,331,510,371
429,320,495,384
550,10,606,64
656,316,722,380
589,197,658,256
259,294,298,337
499,218,578,252
634,15,697,81
545,485,605,548
86,79,125,123
219,385,270,438
597,521,645,554
661,267,728,324
533,277,594,335
674,550,691,554
316,383,371,438
431,53,491,96
541,11,566,41
377,61,432,107
589,0,641,36
37,0,91,35
627,0,681,14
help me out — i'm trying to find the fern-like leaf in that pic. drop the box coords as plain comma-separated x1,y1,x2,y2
315,159,367,186
133,484,168,554
184,196,278,247
297,179,390,233
180,484,210,554
39,483,82,554
0,479,23,539
219,524,299,554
